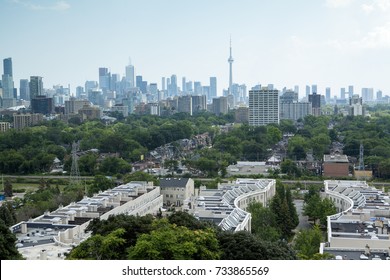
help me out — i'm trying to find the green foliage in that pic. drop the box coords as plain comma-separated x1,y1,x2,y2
0,219,24,260
279,119,297,134
4,179,13,197
293,225,324,259
269,183,299,238
123,171,159,186
128,219,221,260
68,210,299,260
217,231,296,260
98,157,132,176
67,228,126,260
167,211,214,230
85,214,155,259
304,193,337,226
247,202,281,241
280,159,302,177
287,135,309,160
78,152,98,175
0,202,17,226
87,175,116,196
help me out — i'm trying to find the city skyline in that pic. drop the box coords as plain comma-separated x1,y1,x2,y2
2,0,390,96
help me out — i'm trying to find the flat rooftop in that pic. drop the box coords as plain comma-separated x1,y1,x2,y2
324,154,349,163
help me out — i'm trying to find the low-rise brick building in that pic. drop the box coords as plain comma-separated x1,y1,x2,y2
323,154,349,177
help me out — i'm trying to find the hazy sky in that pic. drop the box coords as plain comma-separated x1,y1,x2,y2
2,0,390,97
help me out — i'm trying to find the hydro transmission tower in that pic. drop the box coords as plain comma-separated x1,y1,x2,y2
359,142,364,171
70,141,81,186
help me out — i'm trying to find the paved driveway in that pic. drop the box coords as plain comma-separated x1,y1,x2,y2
294,199,311,230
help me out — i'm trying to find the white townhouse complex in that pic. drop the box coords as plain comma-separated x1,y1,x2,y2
11,181,163,260
190,178,276,232
321,180,390,260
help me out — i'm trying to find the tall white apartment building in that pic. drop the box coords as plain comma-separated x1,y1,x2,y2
249,87,279,126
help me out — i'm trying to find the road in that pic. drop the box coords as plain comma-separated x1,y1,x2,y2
1,175,94,180
293,199,311,231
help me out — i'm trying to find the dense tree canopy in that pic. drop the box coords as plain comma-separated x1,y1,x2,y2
217,231,296,260
303,188,337,226
128,219,221,260
0,219,24,260
67,211,298,260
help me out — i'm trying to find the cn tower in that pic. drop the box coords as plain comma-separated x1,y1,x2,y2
228,37,234,95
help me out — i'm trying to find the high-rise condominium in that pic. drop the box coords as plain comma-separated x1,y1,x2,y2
99,67,110,91
249,88,279,126
125,62,135,88
361,88,374,102
169,75,178,96
3,58,13,76
20,79,30,100
210,77,217,100
182,77,186,93
2,58,14,101
305,85,310,98
212,96,228,116
340,88,346,100
311,84,317,94
29,76,43,99
308,92,321,116
348,85,354,98
325,87,331,102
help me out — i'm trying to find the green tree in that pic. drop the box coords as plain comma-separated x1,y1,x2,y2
266,126,282,144
0,219,24,260
167,211,213,230
128,219,221,260
303,193,322,223
279,119,297,134
194,158,218,177
311,133,331,160
293,225,323,259
4,179,13,197
319,198,337,225
217,231,296,260
164,159,179,175
0,202,17,226
123,171,159,186
269,183,299,238
99,157,132,175
87,175,115,196
378,158,390,179
285,188,299,228
247,202,281,241
287,135,309,160
67,228,126,260
280,159,302,177
86,214,155,258
78,152,98,175
304,194,337,226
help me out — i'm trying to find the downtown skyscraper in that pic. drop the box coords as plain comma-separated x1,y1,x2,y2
209,77,217,101
125,59,135,88
2,57,15,108
2,58,13,94
29,76,44,99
